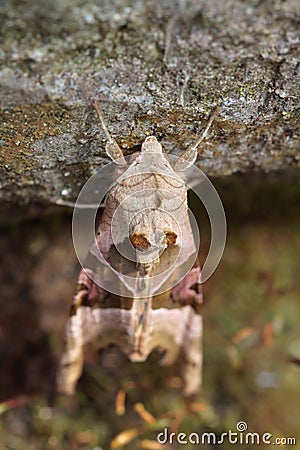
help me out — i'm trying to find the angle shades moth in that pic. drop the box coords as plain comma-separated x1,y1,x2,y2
57,103,219,396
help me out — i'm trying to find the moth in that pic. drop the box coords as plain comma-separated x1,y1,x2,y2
57,102,218,396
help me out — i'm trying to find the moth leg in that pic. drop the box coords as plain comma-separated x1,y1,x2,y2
57,316,84,395
92,101,126,165
180,309,203,396
175,105,220,171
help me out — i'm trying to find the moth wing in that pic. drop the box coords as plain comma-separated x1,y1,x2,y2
57,269,132,394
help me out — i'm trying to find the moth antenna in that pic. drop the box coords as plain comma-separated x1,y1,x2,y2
92,101,126,165
163,13,178,66
179,71,190,109
175,105,221,171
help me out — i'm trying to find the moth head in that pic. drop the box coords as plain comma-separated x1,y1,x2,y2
141,136,163,154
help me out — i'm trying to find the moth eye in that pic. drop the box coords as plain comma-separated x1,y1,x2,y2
130,233,151,249
165,231,177,246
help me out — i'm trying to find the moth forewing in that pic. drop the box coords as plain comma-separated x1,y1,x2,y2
58,113,203,396
90,143,198,298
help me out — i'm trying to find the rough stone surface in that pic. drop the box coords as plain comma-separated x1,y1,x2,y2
0,0,299,204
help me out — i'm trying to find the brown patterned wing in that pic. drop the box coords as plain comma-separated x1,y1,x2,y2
57,263,203,395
